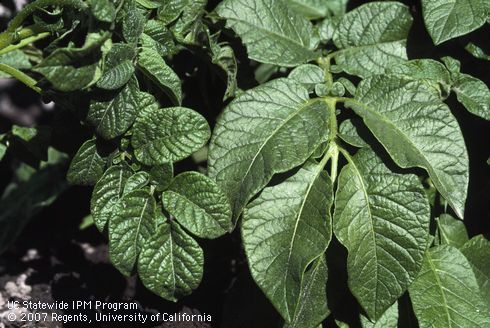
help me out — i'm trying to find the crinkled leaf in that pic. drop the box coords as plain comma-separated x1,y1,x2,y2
150,164,173,191
409,245,490,327
284,255,329,328
96,61,135,90
138,221,203,301
136,0,164,9
170,0,206,43
422,0,487,45
123,172,150,195
346,75,469,219
287,0,331,19
435,214,468,248
88,79,150,140
122,2,145,44
0,50,31,78
211,44,238,100
157,0,187,24
90,0,115,23
243,160,333,322
288,64,325,92
461,235,490,309
140,20,177,56
208,78,330,221
132,106,210,166
138,48,182,105
216,0,318,67
332,2,412,78
360,302,398,328
109,189,156,276
67,138,108,186
91,165,133,232
333,147,430,320
162,171,232,239
452,73,490,121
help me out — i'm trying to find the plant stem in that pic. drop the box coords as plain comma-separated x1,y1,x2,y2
0,32,50,56
0,63,41,93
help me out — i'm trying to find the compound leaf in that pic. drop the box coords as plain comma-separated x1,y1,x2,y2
162,171,232,239
91,165,133,232
332,2,412,78
242,160,333,322
216,0,318,67
138,221,204,301
132,107,210,166
208,78,330,221
333,147,430,321
409,245,490,327
346,75,469,219
109,189,156,276
422,0,488,45
288,64,325,92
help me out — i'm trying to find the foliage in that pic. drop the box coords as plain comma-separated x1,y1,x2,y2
0,0,489,326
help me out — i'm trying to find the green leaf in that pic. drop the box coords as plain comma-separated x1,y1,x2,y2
138,48,182,105
388,59,452,92
452,73,490,121
346,75,469,219
132,106,210,166
122,2,145,44
338,119,368,148
460,235,490,309
360,302,398,328
284,255,329,328
216,0,318,67
89,79,150,139
0,143,6,161
333,147,430,320
0,50,31,78
287,0,331,19
138,221,204,301
162,171,232,239
157,0,187,25
90,0,116,23
422,0,488,45
288,64,325,92
210,44,238,100
465,43,490,61
136,0,164,9
67,138,108,186
435,214,468,248
332,2,412,78
409,245,490,327
109,189,156,276
242,160,333,322
96,61,134,90
140,20,177,56
123,172,150,195
91,165,133,232
208,78,330,220
149,164,173,191
79,215,94,230
170,0,206,43
33,32,109,92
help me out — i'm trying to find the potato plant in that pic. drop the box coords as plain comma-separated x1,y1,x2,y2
0,0,489,327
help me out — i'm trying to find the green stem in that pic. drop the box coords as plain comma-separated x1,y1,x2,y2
0,63,41,93
0,32,50,56
323,97,338,141
317,55,334,91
